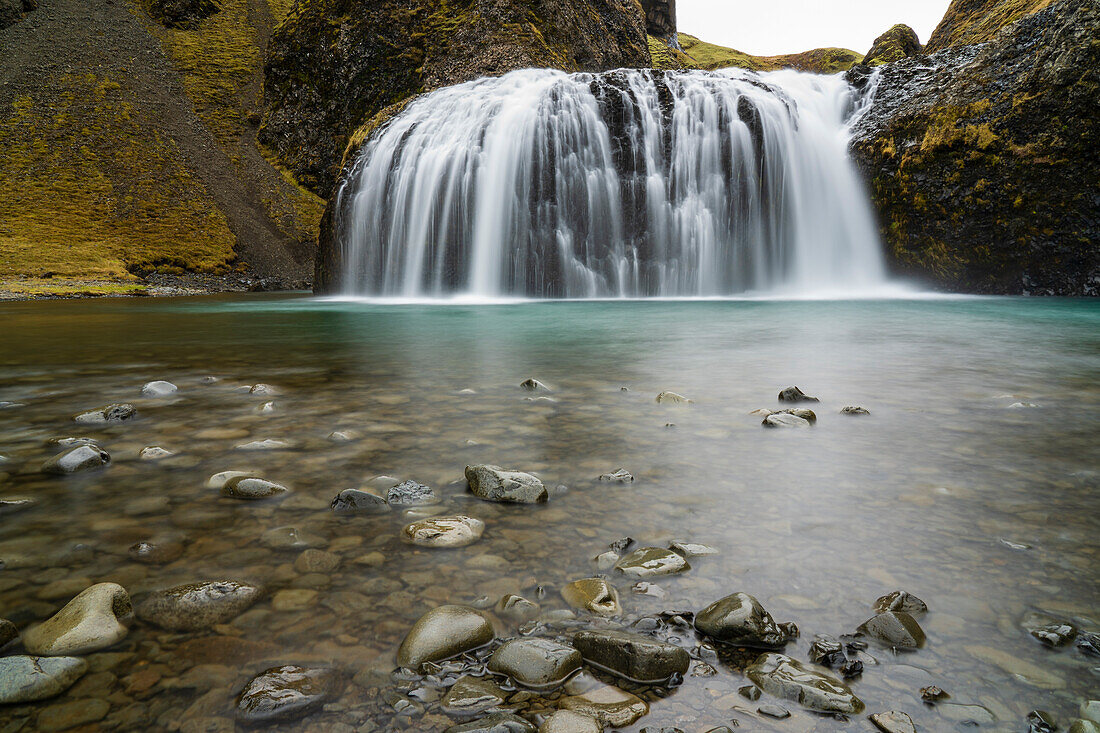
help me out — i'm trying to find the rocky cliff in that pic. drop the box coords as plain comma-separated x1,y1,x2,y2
850,0,1098,294
925,0,1055,52
261,0,651,197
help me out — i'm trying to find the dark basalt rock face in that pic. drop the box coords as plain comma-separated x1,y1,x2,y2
863,24,922,66
641,0,676,43
148,0,221,28
262,0,651,196
850,0,1099,295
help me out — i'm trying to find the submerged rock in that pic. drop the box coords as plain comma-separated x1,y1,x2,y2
236,665,343,723
73,403,137,424
466,465,547,503
870,711,917,733
857,611,925,649
387,479,437,505
655,391,692,404
520,378,551,391
559,672,649,727
446,713,538,733
221,476,290,500
561,578,621,617
0,618,18,648
260,525,324,550
598,468,634,483
205,469,261,489
539,710,602,733
43,444,111,474
488,638,582,688
137,580,262,631
762,412,811,428
23,583,131,655
669,541,718,557
841,405,871,415
331,488,389,514
614,547,689,577
572,629,689,683
442,675,507,714
139,446,175,460
403,515,485,548
496,594,540,623
694,592,789,649
397,605,494,669
746,653,864,714
0,497,34,515
777,386,818,403
129,539,184,564
141,380,178,397
873,590,927,614
0,655,87,703
235,438,292,451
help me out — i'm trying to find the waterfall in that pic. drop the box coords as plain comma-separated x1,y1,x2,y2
332,67,887,298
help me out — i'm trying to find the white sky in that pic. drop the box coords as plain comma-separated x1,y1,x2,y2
676,0,951,56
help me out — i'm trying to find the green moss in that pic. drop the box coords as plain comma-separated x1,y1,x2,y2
676,33,861,74
926,0,1056,51
647,34,695,70
1,278,151,298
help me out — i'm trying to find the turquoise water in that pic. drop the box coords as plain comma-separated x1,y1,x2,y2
1,295,1098,730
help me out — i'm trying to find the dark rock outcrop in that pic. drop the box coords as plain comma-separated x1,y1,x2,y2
641,0,676,43
850,0,1099,294
262,0,651,196
148,0,221,28
863,24,922,66
925,0,1056,52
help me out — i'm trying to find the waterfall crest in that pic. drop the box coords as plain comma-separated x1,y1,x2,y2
333,67,887,298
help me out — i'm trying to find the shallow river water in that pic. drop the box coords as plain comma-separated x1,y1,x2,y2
1,295,1098,732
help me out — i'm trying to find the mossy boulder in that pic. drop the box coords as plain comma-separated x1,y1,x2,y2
925,0,1057,52
850,0,1099,294
261,0,651,196
864,24,922,66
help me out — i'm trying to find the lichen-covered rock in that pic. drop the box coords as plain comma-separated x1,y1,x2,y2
136,580,262,631
23,583,131,656
262,0,651,197
863,24,922,66
850,0,1099,295
397,605,494,669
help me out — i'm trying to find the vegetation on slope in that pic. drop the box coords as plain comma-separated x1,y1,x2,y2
925,0,1056,51
674,33,863,74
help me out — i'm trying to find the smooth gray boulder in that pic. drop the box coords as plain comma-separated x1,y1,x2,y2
572,629,689,683
23,583,131,655
73,403,137,424
614,547,689,578
136,580,261,631
857,611,925,648
397,605,494,669
0,656,87,703
42,445,111,474
488,638,582,688
403,515,485,548
694,592,789,649
466,465,547,503
236,665,343,723
746,653,863,714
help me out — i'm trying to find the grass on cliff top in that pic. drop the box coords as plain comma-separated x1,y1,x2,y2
676,33,862,73
0,78,238,280
927,0,1056,50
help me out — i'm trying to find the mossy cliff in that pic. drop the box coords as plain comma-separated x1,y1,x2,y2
261,0,651,197
850,0,1098,294
0,0,322,295
925,0,1056,52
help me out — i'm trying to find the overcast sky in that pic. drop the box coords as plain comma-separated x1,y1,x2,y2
676,0,951,56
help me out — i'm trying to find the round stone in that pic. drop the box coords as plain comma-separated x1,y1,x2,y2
23,583,131,656
141,380,178,397
488,638,582,688
221,476,290,500
42,445,111,475
403,515,485,548
396,605,494,670
695,592,788,649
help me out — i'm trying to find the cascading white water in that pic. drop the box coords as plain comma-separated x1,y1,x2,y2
333,67,887,298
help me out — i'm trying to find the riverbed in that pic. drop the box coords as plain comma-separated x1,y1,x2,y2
1,295,1097,731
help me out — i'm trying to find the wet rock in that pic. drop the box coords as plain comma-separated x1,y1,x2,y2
205,470,261,489
235,438,292,451
572,629,689,683
614,547,689,577
1028,710,1057,733
738,684,760,700
668,541,717,557
141,380,178,397
221,476,290,500
489,638,582,688
1030,620,1077,647
857,611,925,649
598,469,633,483
446,713,538,733
776,407,817,423
520,378,551,391
441,675,507,714
920,685,947,702
403,515,485,548
868,711,915,733
397,605,494,669
559,673,649,727
328,430,356,442
778,386,818,403
23,582,131,655
294,549,340,574
561,578,621,617
139,446,175,460
1083,701,1100,724
42,445,111,474
0,497,35,515
0,655,87,703
1,618,18,648
466,465,547,503
330,488,389,514
841,406,870,415
873,591,927,615
762,412,811,428
746,653,864,714
694,592,789,649
655,391,691,404
73,403,137,424
496,594,540,623
129,540,184,564
387,480,437,505
539,710,602,733
939,703,995,725
594,551,619,571
758,703,790,719
248,383,278,396
632,582,666,598
1070,721,1100,733
137,580,261,631
236,665,343,723
1077,631,1100,656
272,588,318,611
36,698,111,731
608,537,633,553
808,635,846,667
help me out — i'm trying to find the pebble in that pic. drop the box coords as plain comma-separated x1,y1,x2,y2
235,439,291,451
598,468,634,482
129,540,185,564
294,549,340,574
139,446,175,460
